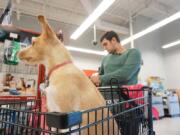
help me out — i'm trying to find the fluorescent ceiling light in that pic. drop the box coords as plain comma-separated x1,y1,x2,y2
121,11,180,45
66,46,107,56
162,39,180,49
70,0,115,40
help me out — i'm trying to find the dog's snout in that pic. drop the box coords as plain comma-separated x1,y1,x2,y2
17,50,25,60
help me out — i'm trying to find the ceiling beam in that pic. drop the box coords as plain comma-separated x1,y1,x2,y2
79,0,93,13
132,0,152,18
150,0,176,16
97,20,129,35
80,0,129,35
132,0,177,19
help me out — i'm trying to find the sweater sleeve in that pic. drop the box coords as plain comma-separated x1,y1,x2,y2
100,49,141,85
98,57,105,75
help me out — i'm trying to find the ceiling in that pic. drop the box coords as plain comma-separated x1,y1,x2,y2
0,0,180,52
0,0,180,36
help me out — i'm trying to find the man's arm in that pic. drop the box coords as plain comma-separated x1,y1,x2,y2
100,49,141,85
90,57,105,86
99,60,104,75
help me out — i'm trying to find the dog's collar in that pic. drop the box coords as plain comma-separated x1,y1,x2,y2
48,61,72,78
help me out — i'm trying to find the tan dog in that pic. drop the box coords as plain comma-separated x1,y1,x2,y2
18,15,119,135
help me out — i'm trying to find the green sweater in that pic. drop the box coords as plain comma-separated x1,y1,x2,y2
99,48,141,86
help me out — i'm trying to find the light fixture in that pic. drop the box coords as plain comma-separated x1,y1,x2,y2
121,11,180,45
70,0,115,40
66,46,107,56
162,39,180,49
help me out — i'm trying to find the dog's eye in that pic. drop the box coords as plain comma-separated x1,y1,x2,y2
32,41,35,46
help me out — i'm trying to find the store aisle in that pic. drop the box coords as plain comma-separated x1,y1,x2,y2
154,117,180,135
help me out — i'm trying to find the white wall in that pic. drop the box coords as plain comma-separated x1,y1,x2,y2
133,16,167,87
160,20,180,88
133,16,180,89
71,52,103,70
163,47,180,88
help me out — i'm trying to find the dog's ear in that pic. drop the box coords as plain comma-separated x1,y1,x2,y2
38,15,55,39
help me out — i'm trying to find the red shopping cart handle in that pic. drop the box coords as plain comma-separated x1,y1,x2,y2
0,96,37,101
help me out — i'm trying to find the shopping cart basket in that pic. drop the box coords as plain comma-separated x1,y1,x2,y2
0,84,155,135
98,84,154,135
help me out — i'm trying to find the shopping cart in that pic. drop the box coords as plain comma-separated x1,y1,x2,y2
0,81,155,135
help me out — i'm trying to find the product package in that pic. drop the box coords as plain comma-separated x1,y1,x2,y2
3,39,20,65
0,29,8,42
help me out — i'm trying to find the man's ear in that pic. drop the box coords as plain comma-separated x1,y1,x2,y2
37,15,56,39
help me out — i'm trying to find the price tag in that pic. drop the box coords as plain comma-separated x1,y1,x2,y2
9,33,18,39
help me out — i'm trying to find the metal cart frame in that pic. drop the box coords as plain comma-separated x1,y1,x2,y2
0,84,155,135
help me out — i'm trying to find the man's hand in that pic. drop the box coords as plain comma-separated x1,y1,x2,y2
90,73,100,86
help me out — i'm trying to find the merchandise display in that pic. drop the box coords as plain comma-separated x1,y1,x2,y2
0,73,37,96
3,39,20,65
152,96,165,118
166,95,180,116
147,76,164,91
0,29,8,42
0,28,39,97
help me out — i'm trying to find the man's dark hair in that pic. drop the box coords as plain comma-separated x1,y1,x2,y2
100,31,120,43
